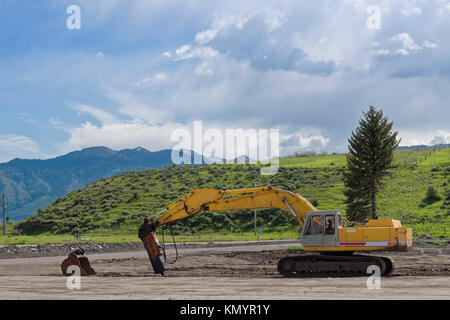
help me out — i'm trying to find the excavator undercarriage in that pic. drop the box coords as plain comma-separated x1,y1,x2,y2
277,254,393,277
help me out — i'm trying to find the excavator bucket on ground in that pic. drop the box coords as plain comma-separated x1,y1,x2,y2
61,248,96,276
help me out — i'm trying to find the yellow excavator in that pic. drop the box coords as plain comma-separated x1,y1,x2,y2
138,185,412,277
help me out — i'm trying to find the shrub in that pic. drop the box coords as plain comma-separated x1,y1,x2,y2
425,187,441,202
116,216,126,224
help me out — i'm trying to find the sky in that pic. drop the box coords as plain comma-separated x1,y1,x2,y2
0,0,449,163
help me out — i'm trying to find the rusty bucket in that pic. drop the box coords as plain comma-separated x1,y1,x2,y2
61,248,96,276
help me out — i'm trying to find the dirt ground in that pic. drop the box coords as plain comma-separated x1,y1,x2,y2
0,242,449,299
77,250,450,278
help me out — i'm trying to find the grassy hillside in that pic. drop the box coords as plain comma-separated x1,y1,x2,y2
280,153,346,168
11,147,450,239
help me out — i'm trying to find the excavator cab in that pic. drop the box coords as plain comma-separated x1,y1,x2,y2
300,211,343,248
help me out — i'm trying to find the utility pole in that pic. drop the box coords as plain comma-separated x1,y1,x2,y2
254,183,257,236
2,194,5,236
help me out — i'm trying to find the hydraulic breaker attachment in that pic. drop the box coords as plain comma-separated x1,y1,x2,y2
61,248,96,276
138,219,167,276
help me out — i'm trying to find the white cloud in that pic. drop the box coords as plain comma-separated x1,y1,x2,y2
106,90,171,124
398,130,450,146
430,133,450,145
395,48,409,55
175,44,191,57
73,104,117,124
154,72,168,80
390,33,422,53
194,12,250,44
195,29,218,44
175,45,219,60
280,130,330,156
264,9,285,32
67,119,328,161
401,7,422,16
194,62,214,76
66,121,188,152
0,134,40,162
182,10,337,75
372,49,390,56
132,73,168,85
423,41,438,49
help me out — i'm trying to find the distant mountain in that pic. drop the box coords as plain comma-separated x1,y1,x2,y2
0,147,201,221
397,143,449,150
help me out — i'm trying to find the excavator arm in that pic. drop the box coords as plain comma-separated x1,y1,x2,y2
151,185,316,227
138,185,316,275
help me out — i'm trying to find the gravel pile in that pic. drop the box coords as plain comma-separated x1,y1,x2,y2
0,242,144,259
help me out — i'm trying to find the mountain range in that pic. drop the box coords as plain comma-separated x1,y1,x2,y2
397,143,450,150
0,147,198,221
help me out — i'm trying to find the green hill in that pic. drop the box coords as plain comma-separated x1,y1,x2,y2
14,147,450,238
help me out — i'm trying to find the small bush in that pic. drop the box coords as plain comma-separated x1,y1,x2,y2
425,187,441,202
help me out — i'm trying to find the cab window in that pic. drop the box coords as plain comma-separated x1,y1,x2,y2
325,215,335,235
304,215,322,235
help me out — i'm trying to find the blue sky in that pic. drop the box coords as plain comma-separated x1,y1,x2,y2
0,0,449,162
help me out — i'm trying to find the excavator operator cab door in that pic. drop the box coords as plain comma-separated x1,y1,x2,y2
300,211,342,247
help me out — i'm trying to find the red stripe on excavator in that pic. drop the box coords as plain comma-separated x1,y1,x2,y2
339,242,367,246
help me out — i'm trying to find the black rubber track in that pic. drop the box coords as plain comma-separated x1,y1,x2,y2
277,254,392,277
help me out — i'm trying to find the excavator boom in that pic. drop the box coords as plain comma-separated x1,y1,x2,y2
152,186,314,227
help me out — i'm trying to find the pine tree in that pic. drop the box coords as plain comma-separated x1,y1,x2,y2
343,106,400,222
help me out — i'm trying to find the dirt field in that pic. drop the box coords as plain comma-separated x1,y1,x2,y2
0,241,449,299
